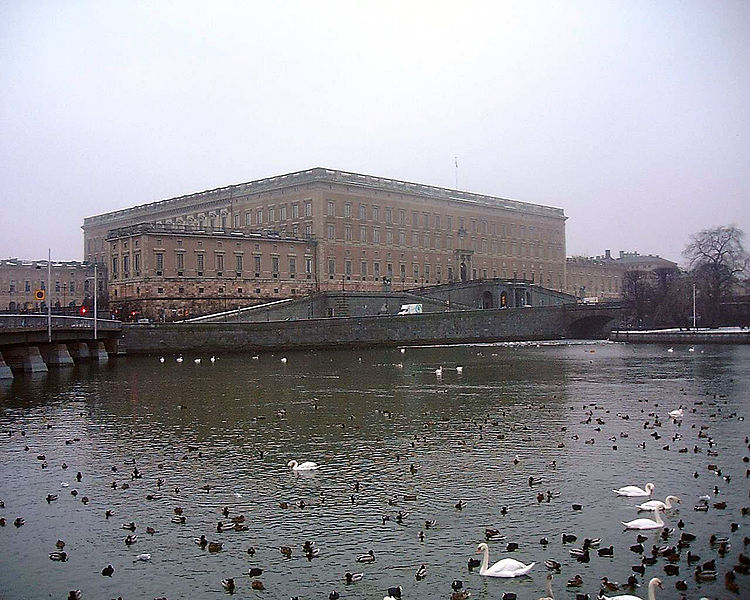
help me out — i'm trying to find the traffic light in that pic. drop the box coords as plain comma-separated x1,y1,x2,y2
79,306,88,316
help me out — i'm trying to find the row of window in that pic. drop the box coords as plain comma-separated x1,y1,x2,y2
158,200,558,241
323,224,562,258
234,201,313,227
113,285,293,298
5,280,92,293
163,201,314,230
323,259,554,284
111,253,314,277
324,201,559,240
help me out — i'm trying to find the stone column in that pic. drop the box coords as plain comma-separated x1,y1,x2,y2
67,342,91,361
104,338,120,357
2,346,49,373
88,341,109,362
0,353,13,379
39,343,75,368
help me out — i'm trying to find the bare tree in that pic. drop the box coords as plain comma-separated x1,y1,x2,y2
683,225,748,326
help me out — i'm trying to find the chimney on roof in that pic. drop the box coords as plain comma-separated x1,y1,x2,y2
605,249,611,260
619,250,625,259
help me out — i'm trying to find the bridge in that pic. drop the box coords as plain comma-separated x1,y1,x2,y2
0,315,123,379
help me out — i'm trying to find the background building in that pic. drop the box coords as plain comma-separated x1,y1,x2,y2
565,249,679,301
83,168,568,320
0,259,102,313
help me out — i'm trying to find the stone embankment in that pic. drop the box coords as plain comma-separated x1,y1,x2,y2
610,327,749,344
123,306,568,354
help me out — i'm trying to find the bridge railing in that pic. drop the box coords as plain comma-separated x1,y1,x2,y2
0,314,122,331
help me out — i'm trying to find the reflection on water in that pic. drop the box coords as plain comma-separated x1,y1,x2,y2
0,342,748,599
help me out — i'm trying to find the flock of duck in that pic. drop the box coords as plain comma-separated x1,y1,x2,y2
1,344,748,600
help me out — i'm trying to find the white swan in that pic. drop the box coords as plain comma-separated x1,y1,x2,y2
475,542,535,577
622,507,664,530
613,482,654,497
668,408,683,419
600,577,662,600
637,495,680,511
538,573,554,599
287,460,319,471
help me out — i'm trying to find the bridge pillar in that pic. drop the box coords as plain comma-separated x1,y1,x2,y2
88,341,109,362
104,338,121,356
68,342,91,361
0,353,13,379
39,343,75,367
2,346,49,373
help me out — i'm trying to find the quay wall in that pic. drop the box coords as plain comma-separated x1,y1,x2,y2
123,306,568,354
610,329,750,344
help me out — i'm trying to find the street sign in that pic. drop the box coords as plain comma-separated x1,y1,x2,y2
35,289,45,301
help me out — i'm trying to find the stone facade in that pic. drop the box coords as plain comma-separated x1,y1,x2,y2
565,249,679,301
0,259,102,313
105,225,317,321
84,168,567,319
565,255,626,300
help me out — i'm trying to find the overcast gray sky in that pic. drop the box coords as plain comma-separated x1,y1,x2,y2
1,0,748,265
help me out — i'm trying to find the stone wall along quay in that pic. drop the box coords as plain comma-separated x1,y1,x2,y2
610,328,750,344
122,306,568,354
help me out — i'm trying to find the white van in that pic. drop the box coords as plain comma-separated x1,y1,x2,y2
397,303,423,315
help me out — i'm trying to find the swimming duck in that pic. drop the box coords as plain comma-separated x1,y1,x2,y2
49,551,68,561
101,564,114,577
221,578,235,592
415,563,427,579
345,572,363,584
385,585,402,600
357,550,375,563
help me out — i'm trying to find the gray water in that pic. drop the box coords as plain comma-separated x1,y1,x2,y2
0,342,748,600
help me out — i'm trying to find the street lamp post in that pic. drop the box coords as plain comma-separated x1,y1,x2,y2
85,265,98,340
94,264,98,341
692,283,697,330
47,249,52,342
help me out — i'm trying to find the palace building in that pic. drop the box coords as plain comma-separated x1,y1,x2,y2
0,259,100,313
82,168,567,320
